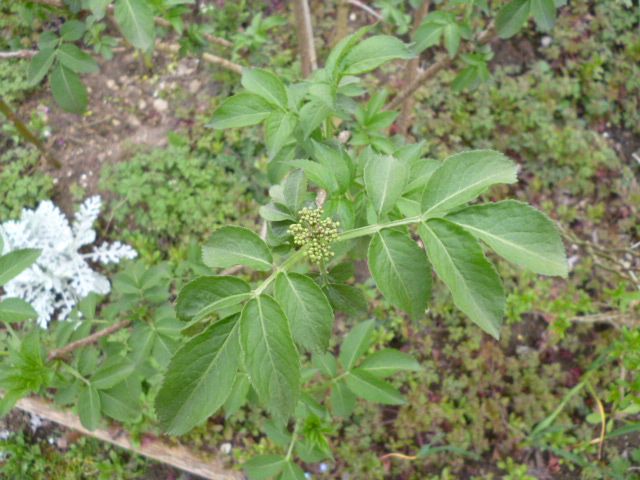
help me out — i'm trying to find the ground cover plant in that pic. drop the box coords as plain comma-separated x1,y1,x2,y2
0,1,639,479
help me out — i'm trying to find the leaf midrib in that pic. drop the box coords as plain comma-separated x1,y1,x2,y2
122,0,145,46
424,170,513,216
168,322,237,431
451,221,561,269
57,66,81,112
422,222,498,337
376,233,413,313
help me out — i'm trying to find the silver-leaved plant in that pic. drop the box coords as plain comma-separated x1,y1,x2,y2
0,196,136,327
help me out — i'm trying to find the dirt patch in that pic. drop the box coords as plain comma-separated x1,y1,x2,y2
19,48,222,214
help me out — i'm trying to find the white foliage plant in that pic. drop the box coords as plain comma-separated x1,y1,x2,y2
0,196,136,327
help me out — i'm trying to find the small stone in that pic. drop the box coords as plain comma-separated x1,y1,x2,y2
220,442,232,454
541,36,552,48
189,79,201,94
127,115,141,128
138,100,147,110
106,79,117,90
153,98,169,113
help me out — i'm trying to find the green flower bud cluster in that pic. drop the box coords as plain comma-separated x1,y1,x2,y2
289,207,340,264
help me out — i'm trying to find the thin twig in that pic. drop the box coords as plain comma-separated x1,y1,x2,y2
396,0,431,136
202,52,243,74
586,381,606,461
380,452,417,461
47,319,132,362
12,394,242,479
0,98,62,169
0,50,37,59
347,0,383,20
385,23,495,111
292,0,318,77
156,43,243,74
568,312,638,329
332,0,350,46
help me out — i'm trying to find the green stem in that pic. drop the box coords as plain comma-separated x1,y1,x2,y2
61,363,90,385
336,214,425,241
0,98,62,169
252,247,308,297
285,420,300,461
252,214,427,297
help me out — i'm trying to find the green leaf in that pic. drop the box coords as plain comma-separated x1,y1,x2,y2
50,64,88,114
368,230,431,320
57,44,99,74
496,0,531,39
339,319,375,370
282,169,307,213
240,295,300,422
87,0,111,19
259,203,295,222
78,385,101,430
244,454,285,480
446,200,567,277
360,349,420,378
340,35,414,75
281,461,306,480
156,315,241,435
324,283,367,316
419,219,505,339
299,99,332,138
60,20,86,41
312,141,354,193
0,298,37,323
364,154,408,217
114,0,155,50
223,373,250,418
325,26,370,79
414,22,443,52
176,276,251,321
100,379,141,423
331,379,356,417
313,352,337,377
27,49,55,85
0,248,40,286
202,226,272,272
275,273,334,353
443,23,461,58
421,150,518,216
345,369,405,405
530,0,556,31
241,68,287,108
209,92,274,129
286,160,338,193
265,111,296,159
38,31,58,50
91,360,135,390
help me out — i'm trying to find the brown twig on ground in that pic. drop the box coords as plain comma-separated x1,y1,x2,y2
156,43,243,74
347,0,383,20
332,0,350,46
385,22,496,112
586,382,606,461
292,0,318,77
47,319,132,362
0,50,37,59
569,312,638,329
379,452,418,461
12,394,242,480
0,98,62,169
396,0,431,136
